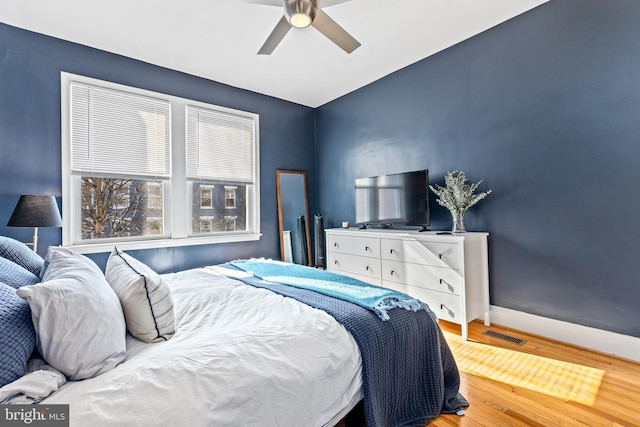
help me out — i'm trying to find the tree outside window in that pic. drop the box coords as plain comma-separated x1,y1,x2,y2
81,176,164,239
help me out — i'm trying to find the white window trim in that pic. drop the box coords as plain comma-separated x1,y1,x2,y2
61,72,261,254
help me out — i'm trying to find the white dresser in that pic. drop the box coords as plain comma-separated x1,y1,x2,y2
325,228,490,340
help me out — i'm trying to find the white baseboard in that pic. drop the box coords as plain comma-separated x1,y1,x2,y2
489,305,640,363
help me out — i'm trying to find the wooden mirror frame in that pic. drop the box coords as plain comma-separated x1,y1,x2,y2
276,170,312,266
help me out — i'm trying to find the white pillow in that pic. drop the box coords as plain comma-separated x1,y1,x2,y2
105,248,175,343
17,247,126,380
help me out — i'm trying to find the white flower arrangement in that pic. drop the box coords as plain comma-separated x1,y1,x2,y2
429,171,491,232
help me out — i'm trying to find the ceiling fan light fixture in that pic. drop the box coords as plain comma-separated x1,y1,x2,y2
289,13,312,28
284,0,317,28
258,0,360,55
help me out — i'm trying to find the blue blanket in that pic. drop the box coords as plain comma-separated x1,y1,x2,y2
230,260,426,320
219,263,468,427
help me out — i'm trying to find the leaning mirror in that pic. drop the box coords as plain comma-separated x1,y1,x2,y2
276,170,312,266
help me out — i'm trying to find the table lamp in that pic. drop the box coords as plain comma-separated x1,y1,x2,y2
7,194,63,253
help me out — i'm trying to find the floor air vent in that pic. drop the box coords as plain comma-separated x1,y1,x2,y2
482,330,526,345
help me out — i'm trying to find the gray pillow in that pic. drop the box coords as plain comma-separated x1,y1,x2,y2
0,257,40,289
0,282,36,388
0,236,44,277
17,246,126,380
105,248,175,343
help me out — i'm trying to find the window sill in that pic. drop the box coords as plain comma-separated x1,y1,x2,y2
65,233,262,254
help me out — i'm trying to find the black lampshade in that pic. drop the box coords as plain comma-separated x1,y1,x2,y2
7,195,63,228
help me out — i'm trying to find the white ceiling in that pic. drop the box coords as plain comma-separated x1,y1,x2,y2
0,0,548,107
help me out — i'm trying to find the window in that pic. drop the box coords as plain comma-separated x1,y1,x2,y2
186,106,252,235
144,216,163,235
224,216,237,231
61,73,261,253
200,186,214,209
199,216,214,233
80,177,164,240
147,182,163,209
225,186,237,209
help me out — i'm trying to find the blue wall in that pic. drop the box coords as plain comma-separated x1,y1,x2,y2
316,0,640,338
0,22,316,272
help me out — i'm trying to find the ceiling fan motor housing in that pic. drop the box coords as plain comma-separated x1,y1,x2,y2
284,0,317,28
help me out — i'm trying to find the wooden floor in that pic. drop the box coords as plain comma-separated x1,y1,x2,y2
339,320,640,427
433,320,640,427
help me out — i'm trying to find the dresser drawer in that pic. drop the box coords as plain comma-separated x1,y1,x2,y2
381,238,463,270
327,233,379,258
381,260,463,295
381,281,462,324
327,252,381,281
405,287,462,324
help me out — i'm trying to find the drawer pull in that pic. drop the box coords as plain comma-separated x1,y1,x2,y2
439,279,455,293
440,304,455,318
390,249,395,254
365,246,370,251
438,248,453,260
334,260,339,265
366,266,370,271
334,242,338,247
390,270,395,275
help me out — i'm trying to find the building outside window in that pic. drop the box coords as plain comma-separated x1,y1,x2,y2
191,183,247,234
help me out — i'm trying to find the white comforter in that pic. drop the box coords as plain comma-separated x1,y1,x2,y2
41,267,363,427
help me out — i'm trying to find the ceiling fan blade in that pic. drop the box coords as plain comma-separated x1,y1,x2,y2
311,9,360,53
320,0,352,7
258,16,291,55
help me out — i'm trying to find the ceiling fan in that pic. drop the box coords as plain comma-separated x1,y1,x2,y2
250,0,361,55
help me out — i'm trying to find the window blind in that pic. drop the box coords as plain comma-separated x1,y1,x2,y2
70,83,171,178
186,105,255,183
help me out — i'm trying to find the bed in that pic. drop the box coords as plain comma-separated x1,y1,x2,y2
0,237,467,427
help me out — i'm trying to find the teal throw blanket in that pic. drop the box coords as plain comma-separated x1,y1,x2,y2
230,260,427,320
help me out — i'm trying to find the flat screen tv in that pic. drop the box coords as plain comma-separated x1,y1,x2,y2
355,170,429,230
